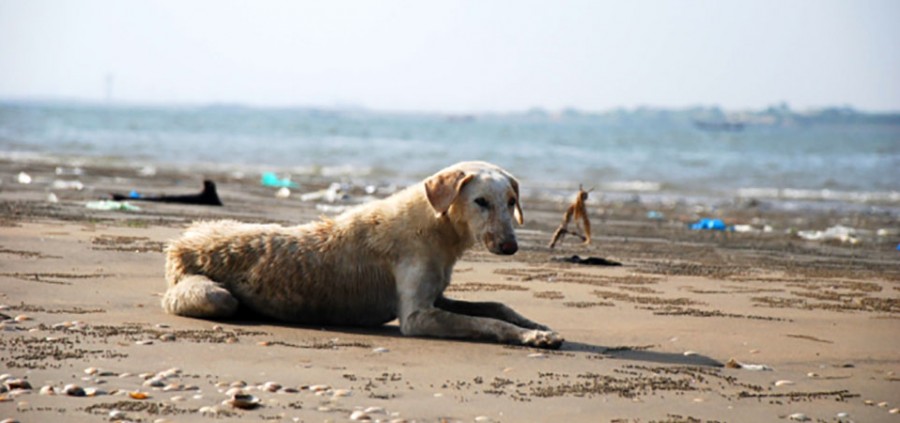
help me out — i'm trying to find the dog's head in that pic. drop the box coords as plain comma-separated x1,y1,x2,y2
424,161,523,255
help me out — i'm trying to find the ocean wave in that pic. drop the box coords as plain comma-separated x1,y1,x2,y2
738,187,900,204
600,180,663,192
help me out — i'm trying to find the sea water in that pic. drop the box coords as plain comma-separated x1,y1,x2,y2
1,102,898,208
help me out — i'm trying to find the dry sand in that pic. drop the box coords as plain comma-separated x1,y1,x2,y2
1,158,898,422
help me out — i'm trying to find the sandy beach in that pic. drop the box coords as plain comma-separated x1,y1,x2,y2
1,157,898,423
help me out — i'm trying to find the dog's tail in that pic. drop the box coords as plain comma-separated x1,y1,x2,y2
161,275,238,318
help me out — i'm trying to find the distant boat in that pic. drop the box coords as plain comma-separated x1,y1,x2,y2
694,120,745,131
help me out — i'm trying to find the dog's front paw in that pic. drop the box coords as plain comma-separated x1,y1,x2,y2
520,330,564,349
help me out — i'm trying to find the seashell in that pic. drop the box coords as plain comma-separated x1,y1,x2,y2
308,384,330,392
683,350,698,356
169,395,186,402
475,417,492,423
162,383,183,392
139,372,155,379
39,385,55,395
317,406,332,412
135,340,154,345
372,347,389,353
331,389,352,397
364,406,386,415
84,367,99,375
84,387,106,396
350,410,371,421
212,325,224,331
774,380,795,387
257,341,270,346
128,391,149,400
275,187,291,199
109,410,126,419
836,412,849,419
4,379,31,391
877,401,888,407
227,393,261,410
806,372,819,378
155,324,170,329
183,385,199,391
13,314,31,322
261,381,281,392
527,353,546,359
0,374,11,382
230,380,247,388
225,387,244,397
787,413,810,421
63,384,85,397
159,333,176,342
282,387,299,393
215,382,229,388
864,399,875,405
889,408,899,414
118,373,133,378
158,367,181,378
199,406,220,416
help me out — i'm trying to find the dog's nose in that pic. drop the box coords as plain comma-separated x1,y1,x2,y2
499,241,518,255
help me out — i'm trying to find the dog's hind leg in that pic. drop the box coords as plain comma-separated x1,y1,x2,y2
161,275,238,318
434,296,552,331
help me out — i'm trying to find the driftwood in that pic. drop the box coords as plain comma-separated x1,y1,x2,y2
548,185,592,248
111,180,223,206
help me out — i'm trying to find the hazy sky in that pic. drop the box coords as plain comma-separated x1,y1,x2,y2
1,0,898,112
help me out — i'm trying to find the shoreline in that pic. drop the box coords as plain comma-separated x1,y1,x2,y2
1,156,898,422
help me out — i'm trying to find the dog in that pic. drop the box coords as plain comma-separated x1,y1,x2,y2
162,161,563,349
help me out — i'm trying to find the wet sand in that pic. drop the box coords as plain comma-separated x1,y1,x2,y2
1,158,898,422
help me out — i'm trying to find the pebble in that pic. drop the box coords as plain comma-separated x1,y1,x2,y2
63,384,85,397
889,408,899,414
13,315,30,322
138,373,155,379
864,399,875,405
135,340,154,345
806,372,819,378
878,401,889,407
212,325,224,331
17,172,32,184
372,347,389,353
158,367,181,378
39,385,55,395
170,395,186,402
350,410,371,421
162,383,183,392
84,387,105,396
119,373,133,378
774,380,795,387
683,350,698,356
474,417,492,423
159,333,176,342
527,353,547,359
227,393,261,410
225,387,244,397
215,382,230,388
155,324,170,329
257,341,270,346
109,410,126,419
230,381,247,388
275,187,291,199
836,412,849,419
787,413,810,421
143,378,166,388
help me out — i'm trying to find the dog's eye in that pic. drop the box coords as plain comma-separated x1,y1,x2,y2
507,198,516,208
474,197,490,209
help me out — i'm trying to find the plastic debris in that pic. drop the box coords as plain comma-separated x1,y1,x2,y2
646,210,664,220
690,218,729,231
796,225,859,244
17,172,32,184
52,180,84,190
85,200,141,212
55,166,84,176
261,172,298,188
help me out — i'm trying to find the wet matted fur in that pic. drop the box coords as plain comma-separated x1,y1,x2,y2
162,161,563,348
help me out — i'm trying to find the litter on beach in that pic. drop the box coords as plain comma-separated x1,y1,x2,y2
260,172,298,188
85,200,141,211
796,225,860,244
689,218,730,231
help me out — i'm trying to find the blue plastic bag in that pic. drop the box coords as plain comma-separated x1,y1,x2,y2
690,218,728,231
261,172,298,188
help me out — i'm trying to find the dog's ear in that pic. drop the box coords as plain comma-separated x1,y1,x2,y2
507,174,524,225
424,170,475,217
